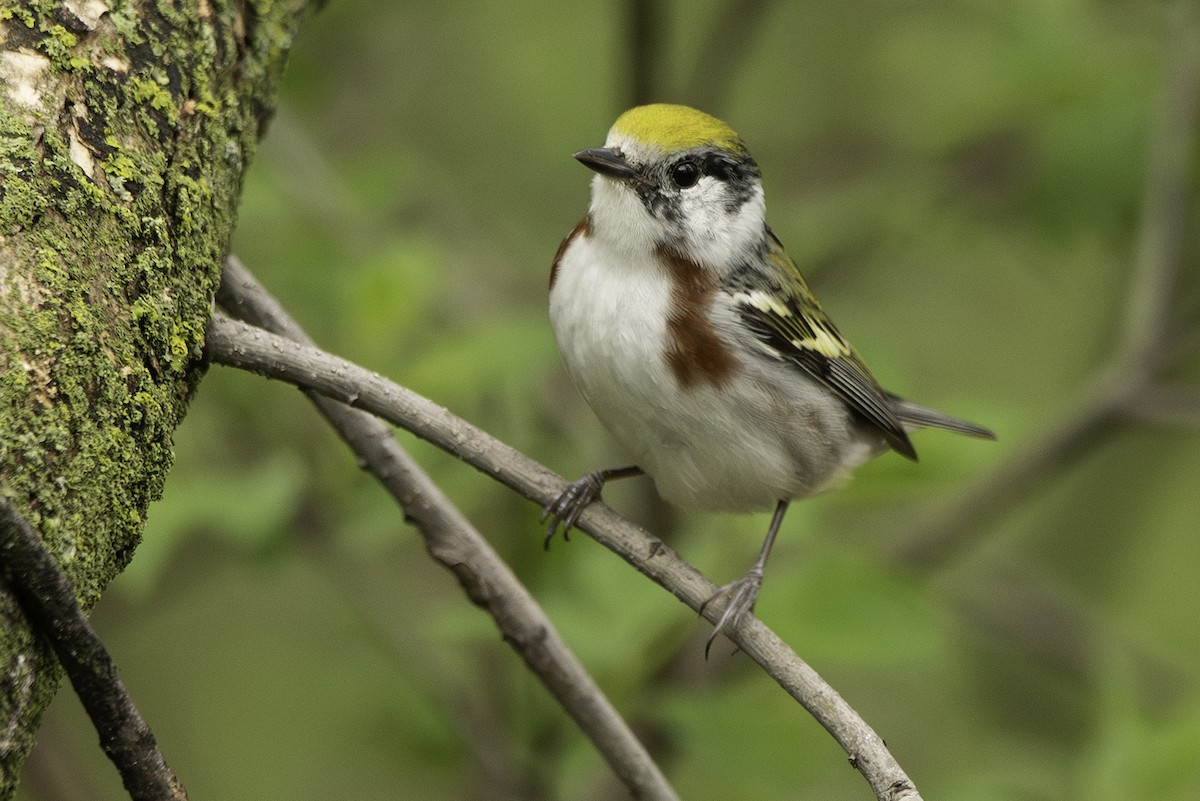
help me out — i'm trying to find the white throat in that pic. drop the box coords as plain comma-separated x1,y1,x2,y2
586,172,766,275
587,175,661,258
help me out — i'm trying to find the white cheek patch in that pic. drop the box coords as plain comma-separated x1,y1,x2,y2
679,181,765,268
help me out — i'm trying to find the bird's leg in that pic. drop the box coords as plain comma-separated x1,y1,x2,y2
702,500,790,657
542,466,643,547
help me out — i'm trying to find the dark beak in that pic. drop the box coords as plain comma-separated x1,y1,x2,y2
574,148,639,180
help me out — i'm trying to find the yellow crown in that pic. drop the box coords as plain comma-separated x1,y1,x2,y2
611,104,746,154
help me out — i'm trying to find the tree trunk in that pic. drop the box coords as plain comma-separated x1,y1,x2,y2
0,0,318,789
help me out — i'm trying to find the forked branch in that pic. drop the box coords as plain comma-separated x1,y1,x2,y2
206,295,924,801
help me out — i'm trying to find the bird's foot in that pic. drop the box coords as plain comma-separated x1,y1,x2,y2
541,471,607,547
701,568,764,658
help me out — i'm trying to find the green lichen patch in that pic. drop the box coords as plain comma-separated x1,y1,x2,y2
0,118,49,233
0,5,36,30
127,74,179,126
0,0,319,787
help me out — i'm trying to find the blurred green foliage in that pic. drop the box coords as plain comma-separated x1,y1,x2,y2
19,1,1200,799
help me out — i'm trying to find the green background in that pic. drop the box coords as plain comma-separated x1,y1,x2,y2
19,1,1200,799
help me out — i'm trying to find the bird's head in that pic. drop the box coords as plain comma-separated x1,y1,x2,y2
575,104,766,269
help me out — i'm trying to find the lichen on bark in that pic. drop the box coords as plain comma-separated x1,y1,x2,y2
0,0,317,790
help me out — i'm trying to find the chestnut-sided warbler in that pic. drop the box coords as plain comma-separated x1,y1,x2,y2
544,104,994,651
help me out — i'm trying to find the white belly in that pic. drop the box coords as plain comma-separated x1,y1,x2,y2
549,236,871,512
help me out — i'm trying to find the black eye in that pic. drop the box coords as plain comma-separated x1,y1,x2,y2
670,160,701,188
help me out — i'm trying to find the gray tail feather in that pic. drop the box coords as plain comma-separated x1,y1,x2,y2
891,398,996,440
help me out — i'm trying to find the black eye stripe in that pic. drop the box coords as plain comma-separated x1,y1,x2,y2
633,149,761,220
698,153,733,181
669,151,760,187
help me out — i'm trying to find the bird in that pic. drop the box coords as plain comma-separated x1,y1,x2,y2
543,103,994,653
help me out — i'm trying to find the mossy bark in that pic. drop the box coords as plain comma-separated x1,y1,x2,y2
0,0,317,790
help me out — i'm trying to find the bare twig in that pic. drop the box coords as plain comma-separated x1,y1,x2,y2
0,496,186,801
681,0,778,112
891,0,1200,570
891,377,1127,569
626,0,662,106
1121,0,1200,366
204,312,924,801
1125,385,1200,426
216,257,680,801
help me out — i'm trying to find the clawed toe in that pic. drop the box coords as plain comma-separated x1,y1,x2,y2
701,571,764,658
542,471,607,547
541,466,643,548
699,500,788,656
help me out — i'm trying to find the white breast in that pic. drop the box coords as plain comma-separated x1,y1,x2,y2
549,233,677,458
550,230,869,512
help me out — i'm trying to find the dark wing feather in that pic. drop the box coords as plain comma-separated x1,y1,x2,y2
730,231,918,461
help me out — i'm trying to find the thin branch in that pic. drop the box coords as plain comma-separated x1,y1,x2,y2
681,0,778,112
627,0,663,107
1120,0,1200,365
0,496,186,801
891,0,1200,570
891,375,1127,569
215,257,680,801
204,312,924,801
1124,385,1200,426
